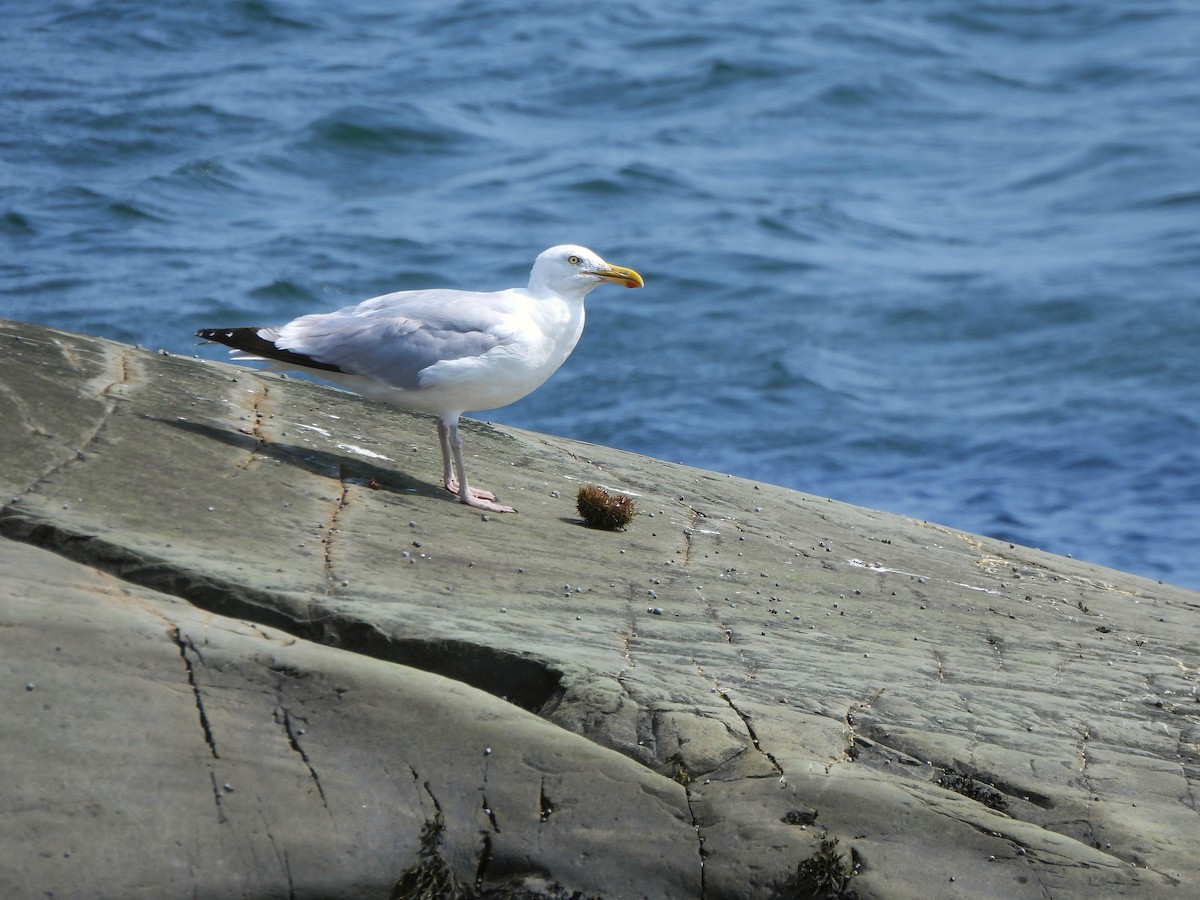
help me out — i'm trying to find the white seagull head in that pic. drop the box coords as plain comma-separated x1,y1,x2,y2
527,244,644,299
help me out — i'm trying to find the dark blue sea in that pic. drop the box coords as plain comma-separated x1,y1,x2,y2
3,1,1198,589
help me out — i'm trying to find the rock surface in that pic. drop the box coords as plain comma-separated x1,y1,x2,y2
2,317,1197,899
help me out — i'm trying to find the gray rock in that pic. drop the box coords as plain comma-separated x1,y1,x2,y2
2,318,1197,898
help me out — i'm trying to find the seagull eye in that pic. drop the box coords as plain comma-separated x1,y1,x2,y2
567,255,581,265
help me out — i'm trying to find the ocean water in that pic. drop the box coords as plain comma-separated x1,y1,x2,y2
3,1,1198,589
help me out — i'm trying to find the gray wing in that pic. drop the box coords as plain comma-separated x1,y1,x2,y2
271,289,515,391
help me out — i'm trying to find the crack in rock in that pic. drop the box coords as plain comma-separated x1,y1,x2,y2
6,347,133,501
207,771,228,825
171,626,218,760
321,462,352,596
716,689,783,777
832,688,885,772
233,381,270,471
678,502,704,568
681,783,707,900
0,514,563,713
275,704,327,808
538,777,554,824
1074,719,1101,852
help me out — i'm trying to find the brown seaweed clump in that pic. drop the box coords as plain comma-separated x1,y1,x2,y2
576,485,636,530
784,837,861,899
391,814,472,900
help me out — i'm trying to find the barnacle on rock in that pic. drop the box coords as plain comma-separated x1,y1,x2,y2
576,485,635,530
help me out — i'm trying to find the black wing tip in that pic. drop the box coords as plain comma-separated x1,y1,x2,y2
194,326,345,374
196,326,260,341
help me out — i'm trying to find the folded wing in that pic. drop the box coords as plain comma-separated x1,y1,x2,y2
200,289,517,391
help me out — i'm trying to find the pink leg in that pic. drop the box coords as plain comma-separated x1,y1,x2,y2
437,418,514,513
436,420,457,492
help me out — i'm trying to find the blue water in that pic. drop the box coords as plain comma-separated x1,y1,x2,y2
3,1,1198,589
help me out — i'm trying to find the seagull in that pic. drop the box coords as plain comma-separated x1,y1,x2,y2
196,244,643,513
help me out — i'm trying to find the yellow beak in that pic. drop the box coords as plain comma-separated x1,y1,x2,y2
591,264,644,289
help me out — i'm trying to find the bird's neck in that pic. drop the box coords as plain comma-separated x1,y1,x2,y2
517,289,583,367
528,280,595,302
